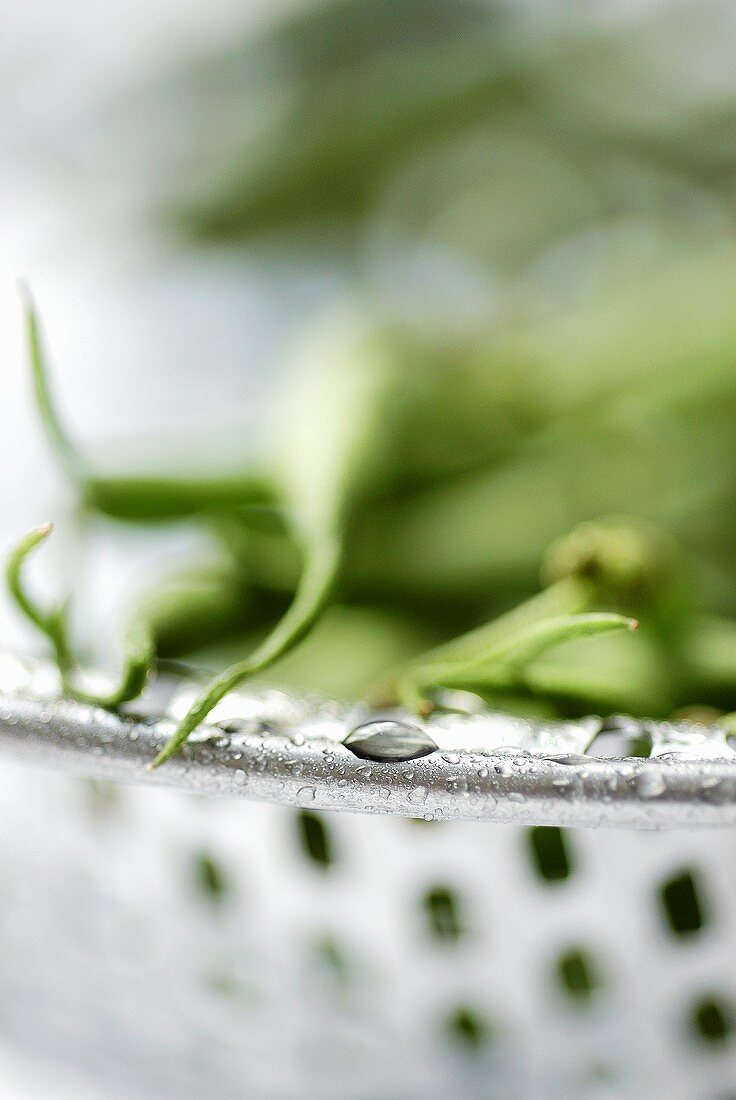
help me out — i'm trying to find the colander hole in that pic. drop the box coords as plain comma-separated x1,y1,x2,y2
443,1006,491,1052
296,810,334,868
660,869,707,937
527,826,575,882
690,996,734,1045
422,885,464,943
556,947,601,1002
192,851,230,905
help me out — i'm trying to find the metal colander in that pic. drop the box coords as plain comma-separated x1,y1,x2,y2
0,654,735,1098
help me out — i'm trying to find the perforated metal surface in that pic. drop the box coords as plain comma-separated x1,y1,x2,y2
0,761,734,1099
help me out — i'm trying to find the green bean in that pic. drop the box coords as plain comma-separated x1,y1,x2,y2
151,318,395,765
22,287,277,521
7,525,152,707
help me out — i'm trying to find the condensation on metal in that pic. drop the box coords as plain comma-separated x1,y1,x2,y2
0,653,735,828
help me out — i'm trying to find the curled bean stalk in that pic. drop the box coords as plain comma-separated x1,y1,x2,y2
7,525,153,708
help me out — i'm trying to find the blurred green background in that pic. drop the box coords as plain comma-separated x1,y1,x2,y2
2,0,736,719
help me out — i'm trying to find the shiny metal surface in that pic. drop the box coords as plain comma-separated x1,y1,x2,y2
0,653,735,828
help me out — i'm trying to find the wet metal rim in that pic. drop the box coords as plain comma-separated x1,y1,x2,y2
0,655,735,828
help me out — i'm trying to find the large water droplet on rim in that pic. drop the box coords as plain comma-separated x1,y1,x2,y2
343,719,437,762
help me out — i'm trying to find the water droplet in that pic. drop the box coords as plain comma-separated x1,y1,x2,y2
545,753,590,765
442,753,460,764
343,720,437,762
297,786,316,803
218,718,251,734
408,785,428,804
636,768,666,798
477,767,489,778
233,769,247,787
